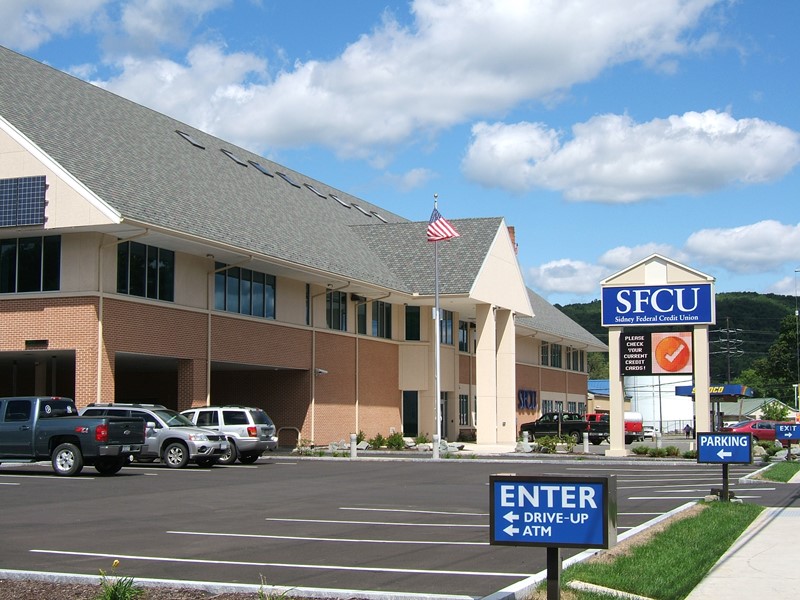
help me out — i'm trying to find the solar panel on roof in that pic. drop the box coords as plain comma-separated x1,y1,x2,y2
329,193,351,208
248,161,274,177
0,176,46,227
221,149,248,166
304,183,327,198
276,172,301,188
175,130,205,149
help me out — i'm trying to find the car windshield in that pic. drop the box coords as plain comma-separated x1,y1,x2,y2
731,420,753,428
153,409,196,427
250,410,274,426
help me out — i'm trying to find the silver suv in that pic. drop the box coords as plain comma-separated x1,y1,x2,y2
181,405,277,465
80,403,228,468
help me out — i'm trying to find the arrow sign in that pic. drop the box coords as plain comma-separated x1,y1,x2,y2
777,424,800,440
504,511,519,523
697,432,752,464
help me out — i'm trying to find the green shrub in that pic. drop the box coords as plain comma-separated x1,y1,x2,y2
535,435,573,453
631,445,650,455
368,433,387,448
386,431,405,450
356,430,366,444
648,447,668,458
664,445,680,457
414,433,431,445
682,449,698,459
96,560,143,600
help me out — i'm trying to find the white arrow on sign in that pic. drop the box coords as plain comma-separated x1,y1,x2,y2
504,524,520,536
717,449,732,460
783,432,793,438
504,511,520,524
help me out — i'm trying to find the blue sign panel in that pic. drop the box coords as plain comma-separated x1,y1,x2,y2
777,424,800,440
697,432,752,464
489,475,616,548
601,283,714,327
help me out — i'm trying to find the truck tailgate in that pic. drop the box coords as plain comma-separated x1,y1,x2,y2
106,417,146,445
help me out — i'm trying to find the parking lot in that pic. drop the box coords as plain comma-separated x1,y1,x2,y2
0,453,781,598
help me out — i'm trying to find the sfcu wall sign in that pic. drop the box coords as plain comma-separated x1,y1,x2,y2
602,283,714,327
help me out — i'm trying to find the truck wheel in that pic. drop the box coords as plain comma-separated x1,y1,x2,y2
625,436,634,444
238,453,260,464
217,441,237,465
569,430,581,444
162,442,190,468
591,439,602,446
52,443,84,476
94,458,125,476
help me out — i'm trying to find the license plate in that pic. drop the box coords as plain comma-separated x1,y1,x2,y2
220,442,229,450
122,445,131,452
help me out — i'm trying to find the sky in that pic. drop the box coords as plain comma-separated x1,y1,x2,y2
1,0,798,306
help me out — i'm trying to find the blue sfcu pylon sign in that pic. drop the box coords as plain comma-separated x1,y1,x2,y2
490,475,617,600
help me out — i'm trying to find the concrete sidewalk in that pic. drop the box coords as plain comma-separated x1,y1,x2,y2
685,505,800,599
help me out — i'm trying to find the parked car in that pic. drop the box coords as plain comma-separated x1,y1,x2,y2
80,403,228,467
181,405,277,464
0,396,144,476
642,425,659,440
720,419,794,446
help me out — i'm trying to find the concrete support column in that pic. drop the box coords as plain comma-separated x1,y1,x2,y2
475,304,497,444
606,327,627,457
694,325,711,433
495,308,516,443
177,358,208,412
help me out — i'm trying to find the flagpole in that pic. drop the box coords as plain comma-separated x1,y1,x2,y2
433,194,442,460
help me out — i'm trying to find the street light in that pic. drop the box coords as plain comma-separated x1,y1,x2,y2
795,269,799,410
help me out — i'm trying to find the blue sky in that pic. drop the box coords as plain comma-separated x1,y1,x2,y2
2,0,798,305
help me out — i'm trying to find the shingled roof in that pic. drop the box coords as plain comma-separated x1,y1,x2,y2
517,288,607,351
0,45,506,296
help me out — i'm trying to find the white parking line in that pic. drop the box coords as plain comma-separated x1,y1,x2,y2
30,549,528,578
266,518,488,528
0,474,93,481
340,507,488,517
0,482,20,486
168,530,488,546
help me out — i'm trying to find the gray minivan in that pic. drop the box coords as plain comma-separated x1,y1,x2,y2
181,405,277,464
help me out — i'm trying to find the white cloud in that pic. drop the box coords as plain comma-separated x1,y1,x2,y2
528,259,610,295
91,0,723,155
462,111,800,202
599,244,688,270
384,168,437,192
0,0,106,51
685,220,800,273
767,276,798,296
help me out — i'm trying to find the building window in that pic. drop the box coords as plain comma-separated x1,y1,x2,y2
0,235,60,293
440,309,454,345
326,290,347,331
567,401,577,413
578,402,586,414
459,394,469,426
555,400,564,413
458,321,469,352
540,341,549,367
214,262,275,318
550,343,562,369
405,306,420,341
357,302,367,335
566,347,585,372
372,301,392,339
117,241,174,302
542,399,554,413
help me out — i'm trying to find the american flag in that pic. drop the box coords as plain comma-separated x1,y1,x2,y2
427,207,460,242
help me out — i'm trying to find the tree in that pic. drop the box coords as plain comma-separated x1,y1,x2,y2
588,352,609,379
761,401,790,421
737,315,798,405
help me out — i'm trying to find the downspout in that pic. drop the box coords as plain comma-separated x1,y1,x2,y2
97,230,148,404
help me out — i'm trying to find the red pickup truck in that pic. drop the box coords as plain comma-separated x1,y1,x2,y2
585,412,644,444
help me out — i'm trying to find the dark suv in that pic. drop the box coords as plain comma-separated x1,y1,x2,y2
181,405,277,464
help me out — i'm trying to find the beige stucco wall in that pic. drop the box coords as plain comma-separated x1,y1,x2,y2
0,124,117,229
471,225,532,316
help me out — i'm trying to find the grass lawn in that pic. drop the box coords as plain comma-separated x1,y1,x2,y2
758,460,800,482
533,501,763,600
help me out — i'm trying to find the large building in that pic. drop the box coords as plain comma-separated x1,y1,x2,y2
0,46,605,447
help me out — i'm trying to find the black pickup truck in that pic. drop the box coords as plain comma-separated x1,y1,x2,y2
519,411,607,444
0,396,145,476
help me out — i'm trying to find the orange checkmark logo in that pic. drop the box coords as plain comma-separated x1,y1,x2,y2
655,335,691,372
